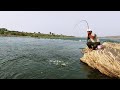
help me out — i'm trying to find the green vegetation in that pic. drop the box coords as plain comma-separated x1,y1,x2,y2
0,28,75,39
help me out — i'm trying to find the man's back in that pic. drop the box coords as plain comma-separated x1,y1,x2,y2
87,30,101,50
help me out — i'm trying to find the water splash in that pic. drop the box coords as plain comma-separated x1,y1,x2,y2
49,60,68,66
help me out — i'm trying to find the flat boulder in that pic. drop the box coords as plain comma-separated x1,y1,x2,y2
80,42,120,78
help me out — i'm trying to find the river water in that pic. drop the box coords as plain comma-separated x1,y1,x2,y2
0,37,119,79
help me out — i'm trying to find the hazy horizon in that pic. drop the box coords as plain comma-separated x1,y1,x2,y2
0,11,120,37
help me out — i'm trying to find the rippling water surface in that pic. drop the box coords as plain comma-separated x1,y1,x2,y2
0,37,118,79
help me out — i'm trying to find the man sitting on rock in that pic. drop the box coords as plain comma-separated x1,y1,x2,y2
87,29,101,50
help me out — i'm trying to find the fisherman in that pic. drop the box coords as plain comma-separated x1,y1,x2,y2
87,29,101,50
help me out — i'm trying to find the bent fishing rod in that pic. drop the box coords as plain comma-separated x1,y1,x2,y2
74,20,89,30
74,20,90,42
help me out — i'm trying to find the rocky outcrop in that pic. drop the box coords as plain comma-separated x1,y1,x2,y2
80,42,120,78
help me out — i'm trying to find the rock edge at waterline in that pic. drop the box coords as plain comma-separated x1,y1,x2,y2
80,42,120,78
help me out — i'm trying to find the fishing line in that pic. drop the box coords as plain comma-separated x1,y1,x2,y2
73,20,90,31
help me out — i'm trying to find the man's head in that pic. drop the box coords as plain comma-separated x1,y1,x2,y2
87,29,92,34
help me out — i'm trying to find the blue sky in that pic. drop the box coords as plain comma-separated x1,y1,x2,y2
0,11,120,37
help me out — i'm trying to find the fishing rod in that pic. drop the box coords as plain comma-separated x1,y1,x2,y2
74,20,89,31
79,20,89,30
74,20,90,42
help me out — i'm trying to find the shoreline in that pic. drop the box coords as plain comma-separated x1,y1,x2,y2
0,28,75,39
0,35,78,40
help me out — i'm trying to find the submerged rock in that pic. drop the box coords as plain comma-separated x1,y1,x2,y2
80,42,120,78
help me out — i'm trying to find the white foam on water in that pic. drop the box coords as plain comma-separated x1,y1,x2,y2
49,60,68,66
79,40,87,42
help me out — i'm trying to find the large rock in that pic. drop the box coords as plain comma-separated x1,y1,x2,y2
80,42,120,78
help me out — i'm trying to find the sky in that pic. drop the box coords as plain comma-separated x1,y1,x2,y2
0,11,120,37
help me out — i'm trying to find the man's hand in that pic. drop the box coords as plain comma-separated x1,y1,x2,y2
89,34,95,39
87,36,90,40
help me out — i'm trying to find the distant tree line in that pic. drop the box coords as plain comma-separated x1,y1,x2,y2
0,28,74,39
